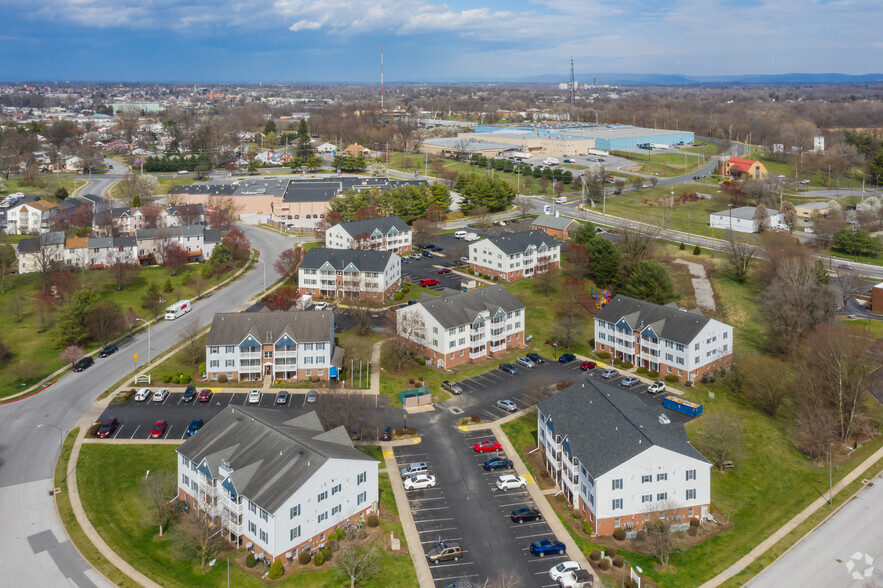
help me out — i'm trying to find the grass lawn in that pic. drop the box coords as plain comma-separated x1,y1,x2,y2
2,176,82,200
0,264,237,398
749,150,865,189
110,175,196,199
77,444,415,587
145,331,209,384
611,151,704,177
682,144,720,155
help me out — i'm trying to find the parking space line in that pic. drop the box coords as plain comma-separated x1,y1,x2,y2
428,561,474,569
164,425,174,439
416,526,458,534
421,537,463,544
411,506,450,513
413,517,455,524
515,532,554,540
407,496,447,503
433,575,479,583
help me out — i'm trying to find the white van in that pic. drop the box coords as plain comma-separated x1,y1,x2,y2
165,299,192,321
454,230,467,239
555,196,568,204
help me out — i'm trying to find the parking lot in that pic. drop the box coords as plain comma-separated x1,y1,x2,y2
395,429,566,587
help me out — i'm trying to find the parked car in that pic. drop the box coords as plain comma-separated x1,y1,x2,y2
511,507,543,524
72,356,94,372
182,385,196,402
248,389,261,404
382,426,393,441
496,474,527,491
150,419,168,439
483,457,513,471
404,474,437,490
454,230,467,239
424,244,436,249
306,389,318,403
530,538,566,557
648,381,666,394
422,250,434,258
98,345,118,358
96,417,118,438
401,462,429,478
496,399,518,412
186,418,204,436
526,352,546,364
276,390,289,405
621,376,640,387
409,253,422,260
600,368,618,379
420,278,440,287
474,440,502,453
460,256,469,264
441,380,463,395
437,268,452,274
134,387,152,402
426,540,462,564
152,388,169,402
558,568,594,587
198,389,212,402
313,301,328,311
516,356,536,369
558,353,576,364
550,561,582,582
580,360,596,371
498,363,518,375
463,233,480,241
431,246,443,252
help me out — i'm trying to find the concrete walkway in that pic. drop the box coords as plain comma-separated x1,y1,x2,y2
673,258,716,312
700,443,883,587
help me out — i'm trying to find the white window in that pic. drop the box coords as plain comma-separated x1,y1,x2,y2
290,505,300,518
357,491,367,505
657,492,667,501
657,473,667,481
357,472,367,485
612,479,623,490
317,490,328,502
331,505,342,516
686,489,696,500
612,499,623,510
686,469,696,481
290,526,301,540
331,483,342,495
318,512,328,523
248,500,257,514
210,346,219,354
641,475,651,483
260,530,268,543
260,508,268,522
642,494,652,503
248,521,256,534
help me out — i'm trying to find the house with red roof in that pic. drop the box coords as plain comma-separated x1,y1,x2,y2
720,157,768,180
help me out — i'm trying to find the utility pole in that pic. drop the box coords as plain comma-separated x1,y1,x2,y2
569,57,575,105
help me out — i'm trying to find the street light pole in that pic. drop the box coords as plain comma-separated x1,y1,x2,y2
136,318,151,365
38,423,64,483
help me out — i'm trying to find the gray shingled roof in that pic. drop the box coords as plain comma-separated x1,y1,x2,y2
207,310,334,346
538,380,709,479
531,215,578,231
88,236,114,249
204,229,221,243
169,203,205,216
413,285,524,329
711,206,779,220
300,247,396,273
595,295,712,345
177,407,374,513
336,215,410,239
114,236,136,247
480,230,559,255
17,231,64,253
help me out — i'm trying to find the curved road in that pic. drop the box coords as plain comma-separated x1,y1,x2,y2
0,195,292,586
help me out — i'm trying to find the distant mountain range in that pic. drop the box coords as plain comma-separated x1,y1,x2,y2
505,72,883,86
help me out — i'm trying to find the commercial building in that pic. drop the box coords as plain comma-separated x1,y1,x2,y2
530,215,580,240
205,310,339,382
468,230,561,281
719,157,768,180
325,216,412,254
420,137,524,158
709,206,786,233
396,285,526,369
537,381,711,535
177,408,378,563
298,248,402,302
594,295,733,383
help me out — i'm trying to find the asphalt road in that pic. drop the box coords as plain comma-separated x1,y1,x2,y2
748,470,883,588
0,222,292,588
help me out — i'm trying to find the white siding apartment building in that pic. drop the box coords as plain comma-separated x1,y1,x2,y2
177,408,378,563
205,310,340,382
709,206,786,234
537,381,711,536
594,295,733,383
395,285,526,369
5,200,58,235
298,248,402,302
324,215,413,254
468,230,561,281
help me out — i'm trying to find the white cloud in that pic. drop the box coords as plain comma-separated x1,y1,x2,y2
289,19,322,31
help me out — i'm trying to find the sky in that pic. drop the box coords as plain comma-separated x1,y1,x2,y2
0,0,880,82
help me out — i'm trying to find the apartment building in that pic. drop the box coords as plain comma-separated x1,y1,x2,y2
324,216,413,254
5,200,58,235
594,295,733,383
177,408,378,563
395,285,526,369
205,310,339,382
298,248,401,302
135,225,220,264
537,381,711,535
468,230,560,281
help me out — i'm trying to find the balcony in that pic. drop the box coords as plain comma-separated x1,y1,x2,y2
470,348,486,359
470,333,485,343
239,351,260,359
490,340,506,351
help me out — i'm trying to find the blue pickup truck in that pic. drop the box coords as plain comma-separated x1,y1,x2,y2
529,539,566,557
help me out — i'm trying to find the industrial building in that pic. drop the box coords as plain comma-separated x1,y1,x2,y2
459,125,695,155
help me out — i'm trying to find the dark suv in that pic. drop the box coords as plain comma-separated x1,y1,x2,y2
182,385,197,402
427,540,462,564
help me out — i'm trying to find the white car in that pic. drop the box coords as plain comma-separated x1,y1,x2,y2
658,414,671,425
403,474,437,490
454,230,467,239
550,561,582,582
463,233,480,241
313,302,328,311
177,170,188,174
496,474,527,491
152,388,169,402
134,387,152,401
648,381,666,394
248,389,261,404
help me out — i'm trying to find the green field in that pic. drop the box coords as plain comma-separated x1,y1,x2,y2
749,150,865,189
2,177,82,200
611,150,704,177
682,143,720,155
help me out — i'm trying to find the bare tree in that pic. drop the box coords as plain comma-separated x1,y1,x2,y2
641,499,682,566
106,249,140,291
85,301,124,347
618,224,659,265
179,319,204,366
274,246,305,283
393,309,425,370
753,203,770,233
192,276,209,299
334,537,382,588
0,232,16,293
7,290,25,322
144,472,176,537
551,312,585,352
472,205,491,228
534,266,559,297
695,412,742,471
518,197,536,218
727,237,759,284
488,569,521,588
781,200,797,232
740,356,793,418
33,232,63,287
179,506,226,573
412,219,435,249
347,300,381,337
164,191,186,208
832,267,864,308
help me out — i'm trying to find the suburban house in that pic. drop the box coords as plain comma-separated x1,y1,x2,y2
709,206,786,233
594,295,733,383
315,142,337,154
298,248,402,302
793,201,835,219
135,225,219,264
537,381,711,535
176,407,378,563
63,155,83,172
5,200,59,235
468,230,561,281
530,215,580,239
324,216,413,254
395,285,526,369
719,157,768,180
343,144,371,157
85,236,139,269
255,149,293,166
205,310,340,382
165,203,206,227
15,231,65,273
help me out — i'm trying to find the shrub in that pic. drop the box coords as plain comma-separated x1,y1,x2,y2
218,374,228,383
470,414,481,423
598,558,611,571
606,546,617,558
163,279,173,292
298,550,311,565
636,366,648,374
180,374,191,384
201,265,213,279
311,376,319,383
163,373,173,383
321,547,332,561
588,338,595,347
598,352,611,359
648,370,659,378
394,428,404,436
612,358,622,365
245,553,256,568
87,422,102,438
268,558,284,579
709,504,715,514
590,549,601,561
679,242,686,250
405,427,417,435
366,514,380,528
313,552,324,566
327,538,338,552
402,285,410,293
572,510,582,520
199,362,206,374
331,528,345,541
613,555,624,568
688,526,698,536
665,374,679,383
408,378,415,385
693,244,701,255
625,578,638,588
583,521,593,535
621,361,634,370
613,527,626,541
690,517,701,527
394,292,404,301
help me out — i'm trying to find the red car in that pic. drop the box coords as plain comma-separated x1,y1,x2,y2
198,389,212,402
420,278,440,287
474,440,503,453
150,420,167,439
580,360,597,371
437,268,452,274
